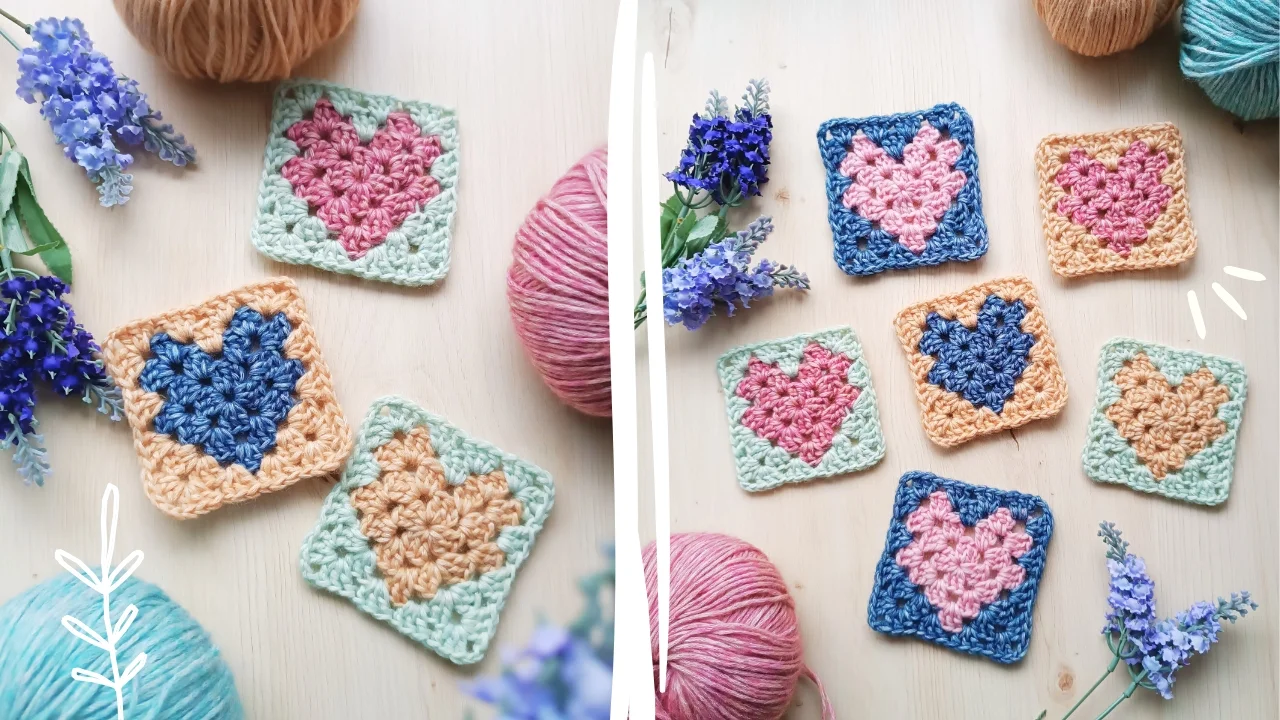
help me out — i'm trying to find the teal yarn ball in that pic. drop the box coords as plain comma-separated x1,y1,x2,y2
1181,0,1280,120
0,574,244,720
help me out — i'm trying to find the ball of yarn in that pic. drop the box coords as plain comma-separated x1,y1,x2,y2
112,0,359,83
1180,0,1280,120
645,533,833,720
0,574,243,719
507,148,611,418
1035,0,1181,56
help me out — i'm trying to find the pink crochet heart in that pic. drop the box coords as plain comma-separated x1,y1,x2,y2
838,123,967,254
282,98,443,260
896,491,1033,633
1054,141,1172,256
735,343,861,466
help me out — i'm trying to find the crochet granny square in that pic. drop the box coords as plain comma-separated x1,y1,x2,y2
1036,123,1196,278
101,278,352,519
1083,338,1247,506
717,327,885,492
300,396,554,665
893,276,1068,447
867,471,1054,664
817,103,988,276
252,80,459,286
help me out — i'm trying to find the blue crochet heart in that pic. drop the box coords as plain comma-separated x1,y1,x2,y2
918,295,1036,414
139,306,305,473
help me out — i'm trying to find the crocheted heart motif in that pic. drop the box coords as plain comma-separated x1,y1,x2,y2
1105,353,1230,479
283,98,443,260
896,491,1033,633
1054,141,1172,256
838,123,967,254
919,295,1036,415
139,307,304,474
735,342,861,466
350,426,524,606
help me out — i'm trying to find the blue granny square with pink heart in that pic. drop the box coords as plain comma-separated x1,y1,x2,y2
867,471,1053,664
817,103,988,276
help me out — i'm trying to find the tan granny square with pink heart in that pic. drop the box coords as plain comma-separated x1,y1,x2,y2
1036,122,1196,278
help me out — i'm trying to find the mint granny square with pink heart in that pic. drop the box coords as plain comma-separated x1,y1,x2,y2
867,472,1053,664
717,327,885,492
817,103,988,276
252,80,459,286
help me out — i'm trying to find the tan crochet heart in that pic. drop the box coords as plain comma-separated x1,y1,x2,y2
1104,353,1230,479
350,426,522,605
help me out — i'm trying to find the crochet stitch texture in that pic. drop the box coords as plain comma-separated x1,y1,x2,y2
893,276,1068,447
101,278,351,519
252,80,459,286
300,396,554,665
1036,123,1196,277
717,327,884,491
1083,338,1247,506
818,103,988,275
867,471,1053,664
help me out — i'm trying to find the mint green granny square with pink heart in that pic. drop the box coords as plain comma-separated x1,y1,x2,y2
252,80,459,286
717,327,886,492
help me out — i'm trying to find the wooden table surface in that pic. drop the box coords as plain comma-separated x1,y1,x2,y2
645,1,1278,718
0,1,616,717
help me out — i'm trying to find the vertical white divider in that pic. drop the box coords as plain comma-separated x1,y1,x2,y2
605,0,655,718
638,52,670,695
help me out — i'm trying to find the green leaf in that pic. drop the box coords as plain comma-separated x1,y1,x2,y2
684,214,726,257
1,209,26,253
12,185,61,255
13,181,73,283
0,150,21,220
11,156,73,283
37,241,72,285
659,193,682,247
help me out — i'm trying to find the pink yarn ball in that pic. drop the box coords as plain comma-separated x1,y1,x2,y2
507,148,611,417
645,533,834,720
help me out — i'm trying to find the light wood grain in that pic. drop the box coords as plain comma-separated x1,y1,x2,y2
643,1,1278,718
0,2,615,717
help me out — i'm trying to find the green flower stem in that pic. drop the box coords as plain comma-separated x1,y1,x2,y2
0,23,23,52
0,120,16,153
1094,671,1148,720
1062,643,1124,720
0,7,29,32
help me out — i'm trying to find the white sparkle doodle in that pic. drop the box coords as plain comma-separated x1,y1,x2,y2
1185,266,1267,339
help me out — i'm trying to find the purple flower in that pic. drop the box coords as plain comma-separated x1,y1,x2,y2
666,79,772,204
1097,523,1257,702
0,273,121,485
662,216,808,330
15,17,195,206
1103,554,1157,639
464,554,614,720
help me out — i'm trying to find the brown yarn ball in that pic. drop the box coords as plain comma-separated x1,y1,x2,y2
112,0,359,83
1035,0,1181,57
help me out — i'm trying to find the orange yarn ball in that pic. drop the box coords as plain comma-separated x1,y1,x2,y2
112,0,359,83
1035,0,1181,57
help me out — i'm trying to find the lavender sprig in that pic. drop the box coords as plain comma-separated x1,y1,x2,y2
463,550,614,719
1050,523,1257,720
635,78,806,329
7,15,195,206
660,216,809,331
0,263,122,486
